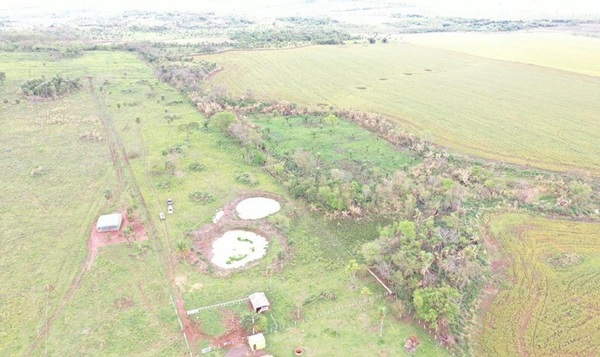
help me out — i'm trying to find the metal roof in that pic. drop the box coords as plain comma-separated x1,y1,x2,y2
96,213,123,231
249,292,270,308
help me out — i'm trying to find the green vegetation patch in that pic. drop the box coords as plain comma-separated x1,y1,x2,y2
546,253,584,269
254,115,416,174
188,191,215,203
21,75,82,98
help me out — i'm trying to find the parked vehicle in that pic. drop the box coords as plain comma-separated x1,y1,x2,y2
159,212,166,220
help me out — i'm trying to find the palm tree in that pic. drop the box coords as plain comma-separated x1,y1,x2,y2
176,239,191,259
378,306,387,337
346,259,360,288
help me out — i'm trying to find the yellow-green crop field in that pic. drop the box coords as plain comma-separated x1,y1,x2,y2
476,214,600,356
201,43,600,175
402,32,600,77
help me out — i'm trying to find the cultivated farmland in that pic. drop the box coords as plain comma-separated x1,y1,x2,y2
402,32,600,77
477,214,600,356
201,43,600,175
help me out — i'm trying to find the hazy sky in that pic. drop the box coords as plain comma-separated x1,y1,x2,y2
1,0,599,19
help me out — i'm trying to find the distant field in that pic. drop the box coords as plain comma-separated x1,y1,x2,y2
476,214,600,356
402,32,600,77
201,44,600,175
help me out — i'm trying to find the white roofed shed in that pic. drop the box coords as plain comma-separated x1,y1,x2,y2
96,213,123,232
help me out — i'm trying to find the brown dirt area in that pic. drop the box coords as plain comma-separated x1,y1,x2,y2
214,310,274,357
188,191,291,276
87,211,149,270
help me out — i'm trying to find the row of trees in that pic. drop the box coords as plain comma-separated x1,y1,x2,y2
230,28,356,47
190,90,598,217
155,62,217,92
387,15,596,33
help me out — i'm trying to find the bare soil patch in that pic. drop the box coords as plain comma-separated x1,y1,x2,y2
87,211,149,270
189,191,290,276
176,297,202,343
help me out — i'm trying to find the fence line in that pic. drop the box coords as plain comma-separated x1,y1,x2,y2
187,297,249,315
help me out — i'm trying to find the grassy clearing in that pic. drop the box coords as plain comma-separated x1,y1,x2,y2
253,115,417,174
201,44,600,175
476,214,600,356
402,32,600,77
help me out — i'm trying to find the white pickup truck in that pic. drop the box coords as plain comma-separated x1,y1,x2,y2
167,198,174,214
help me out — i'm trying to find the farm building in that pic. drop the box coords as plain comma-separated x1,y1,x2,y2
96,213,123,232
249,292,270,313
248,333,266,351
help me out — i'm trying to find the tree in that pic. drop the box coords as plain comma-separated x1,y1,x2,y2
209,111,236,133
324,114,339,126
176,239,191,259
178,121,200,140
378,305,387,337
413,286,460,331
345,259,360,288
241,312,267,334
103,189,112,203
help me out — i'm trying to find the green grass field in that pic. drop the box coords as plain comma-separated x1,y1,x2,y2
402,32,600,77
0,51,188,355
200,43,600,175
1,51,448,356
476,214,600,356
253,115,418,173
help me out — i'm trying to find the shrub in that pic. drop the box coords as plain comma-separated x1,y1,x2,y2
235,172,259,186
209,112,236,132
157,180,172,190
188,162,206,172
546,253,583,269
188,191,215,203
